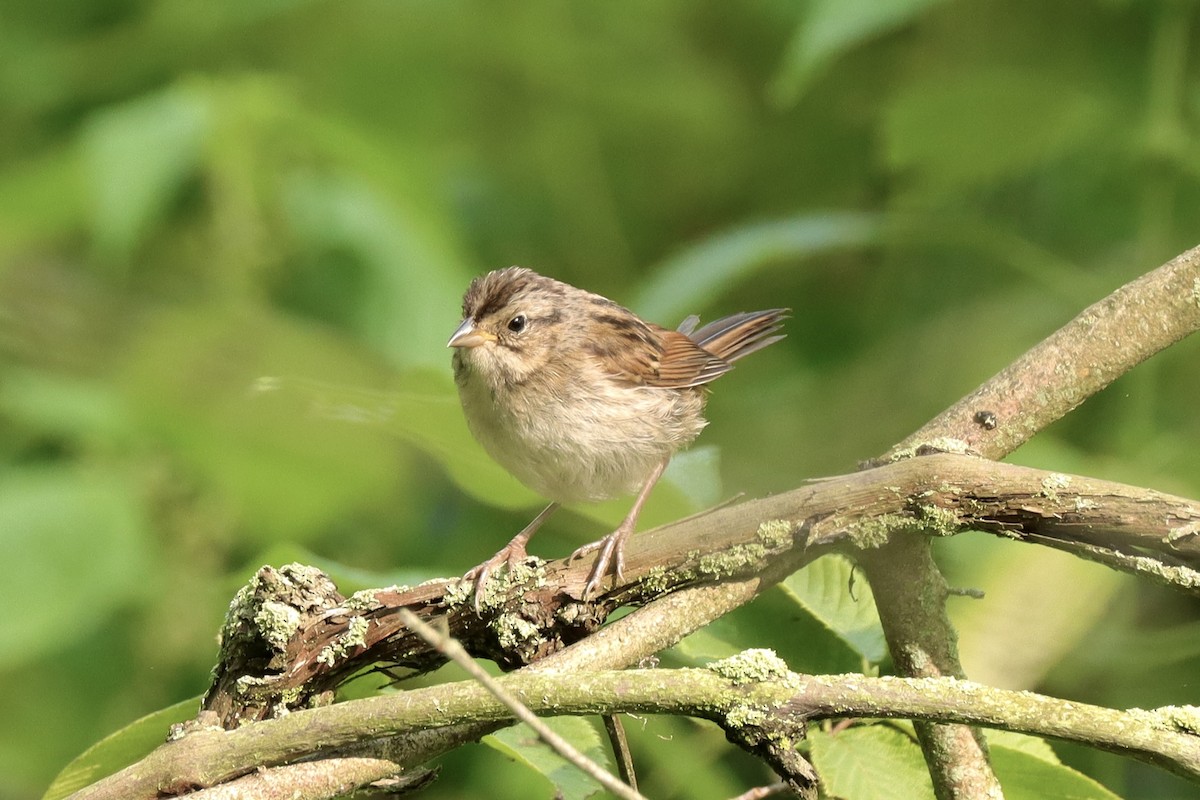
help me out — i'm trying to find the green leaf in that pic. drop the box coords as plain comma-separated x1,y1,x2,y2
813,725,1121,800
770,0,947,104
669,587,864,676
633,213,885,323
82,82,211,259
667,619,752,665
810,723,934,800
991,736,1123,800
484,717,612,800
42,697,198,800
987,730,1060,764
781,554,888,664
0,466,151,667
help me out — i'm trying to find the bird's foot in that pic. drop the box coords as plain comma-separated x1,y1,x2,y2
464,541,530,613
572,523,634,599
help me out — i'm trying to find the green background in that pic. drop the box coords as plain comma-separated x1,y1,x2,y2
3,1,1200,798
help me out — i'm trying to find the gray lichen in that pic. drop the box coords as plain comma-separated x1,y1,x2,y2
1039,473,1072,501
253,601,303,651
317,615,370,666
709,648,792,685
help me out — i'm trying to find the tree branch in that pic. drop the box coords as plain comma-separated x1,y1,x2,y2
881,243,1200,463
67,660,1200,800
93,454,1185,798
195,454,1199,724
857,536,998,799
180,758,419,800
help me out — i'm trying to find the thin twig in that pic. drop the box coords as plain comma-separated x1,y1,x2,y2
603,714,639,791
729,782,790,800
395,609,647,800
181,758,410,800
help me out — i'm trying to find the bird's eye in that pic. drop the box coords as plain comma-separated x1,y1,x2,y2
507,314,527,333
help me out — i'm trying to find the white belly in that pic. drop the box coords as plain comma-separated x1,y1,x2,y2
456,368,706,503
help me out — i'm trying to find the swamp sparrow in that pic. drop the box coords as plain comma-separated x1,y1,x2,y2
448,267,787,600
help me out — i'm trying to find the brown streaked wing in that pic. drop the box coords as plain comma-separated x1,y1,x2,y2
645,327,733,389
583,314,662,387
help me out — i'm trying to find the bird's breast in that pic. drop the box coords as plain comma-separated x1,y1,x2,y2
455,363,706,503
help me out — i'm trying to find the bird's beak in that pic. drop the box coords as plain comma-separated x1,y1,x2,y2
447,318,496,348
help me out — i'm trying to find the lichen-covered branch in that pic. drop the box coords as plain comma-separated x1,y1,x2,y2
197,454,1200,725
68,654,1200,800
857,536,999,799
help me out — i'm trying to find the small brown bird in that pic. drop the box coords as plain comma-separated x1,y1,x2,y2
448,267,787,600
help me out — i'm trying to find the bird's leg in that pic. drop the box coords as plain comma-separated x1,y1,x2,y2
466,502,559,611
573,457,669,599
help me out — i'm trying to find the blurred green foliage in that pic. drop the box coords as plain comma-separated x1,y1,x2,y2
3,1,1200,798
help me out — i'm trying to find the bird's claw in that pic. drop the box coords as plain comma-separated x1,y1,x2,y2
573,529,630,600
465,542,529,613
